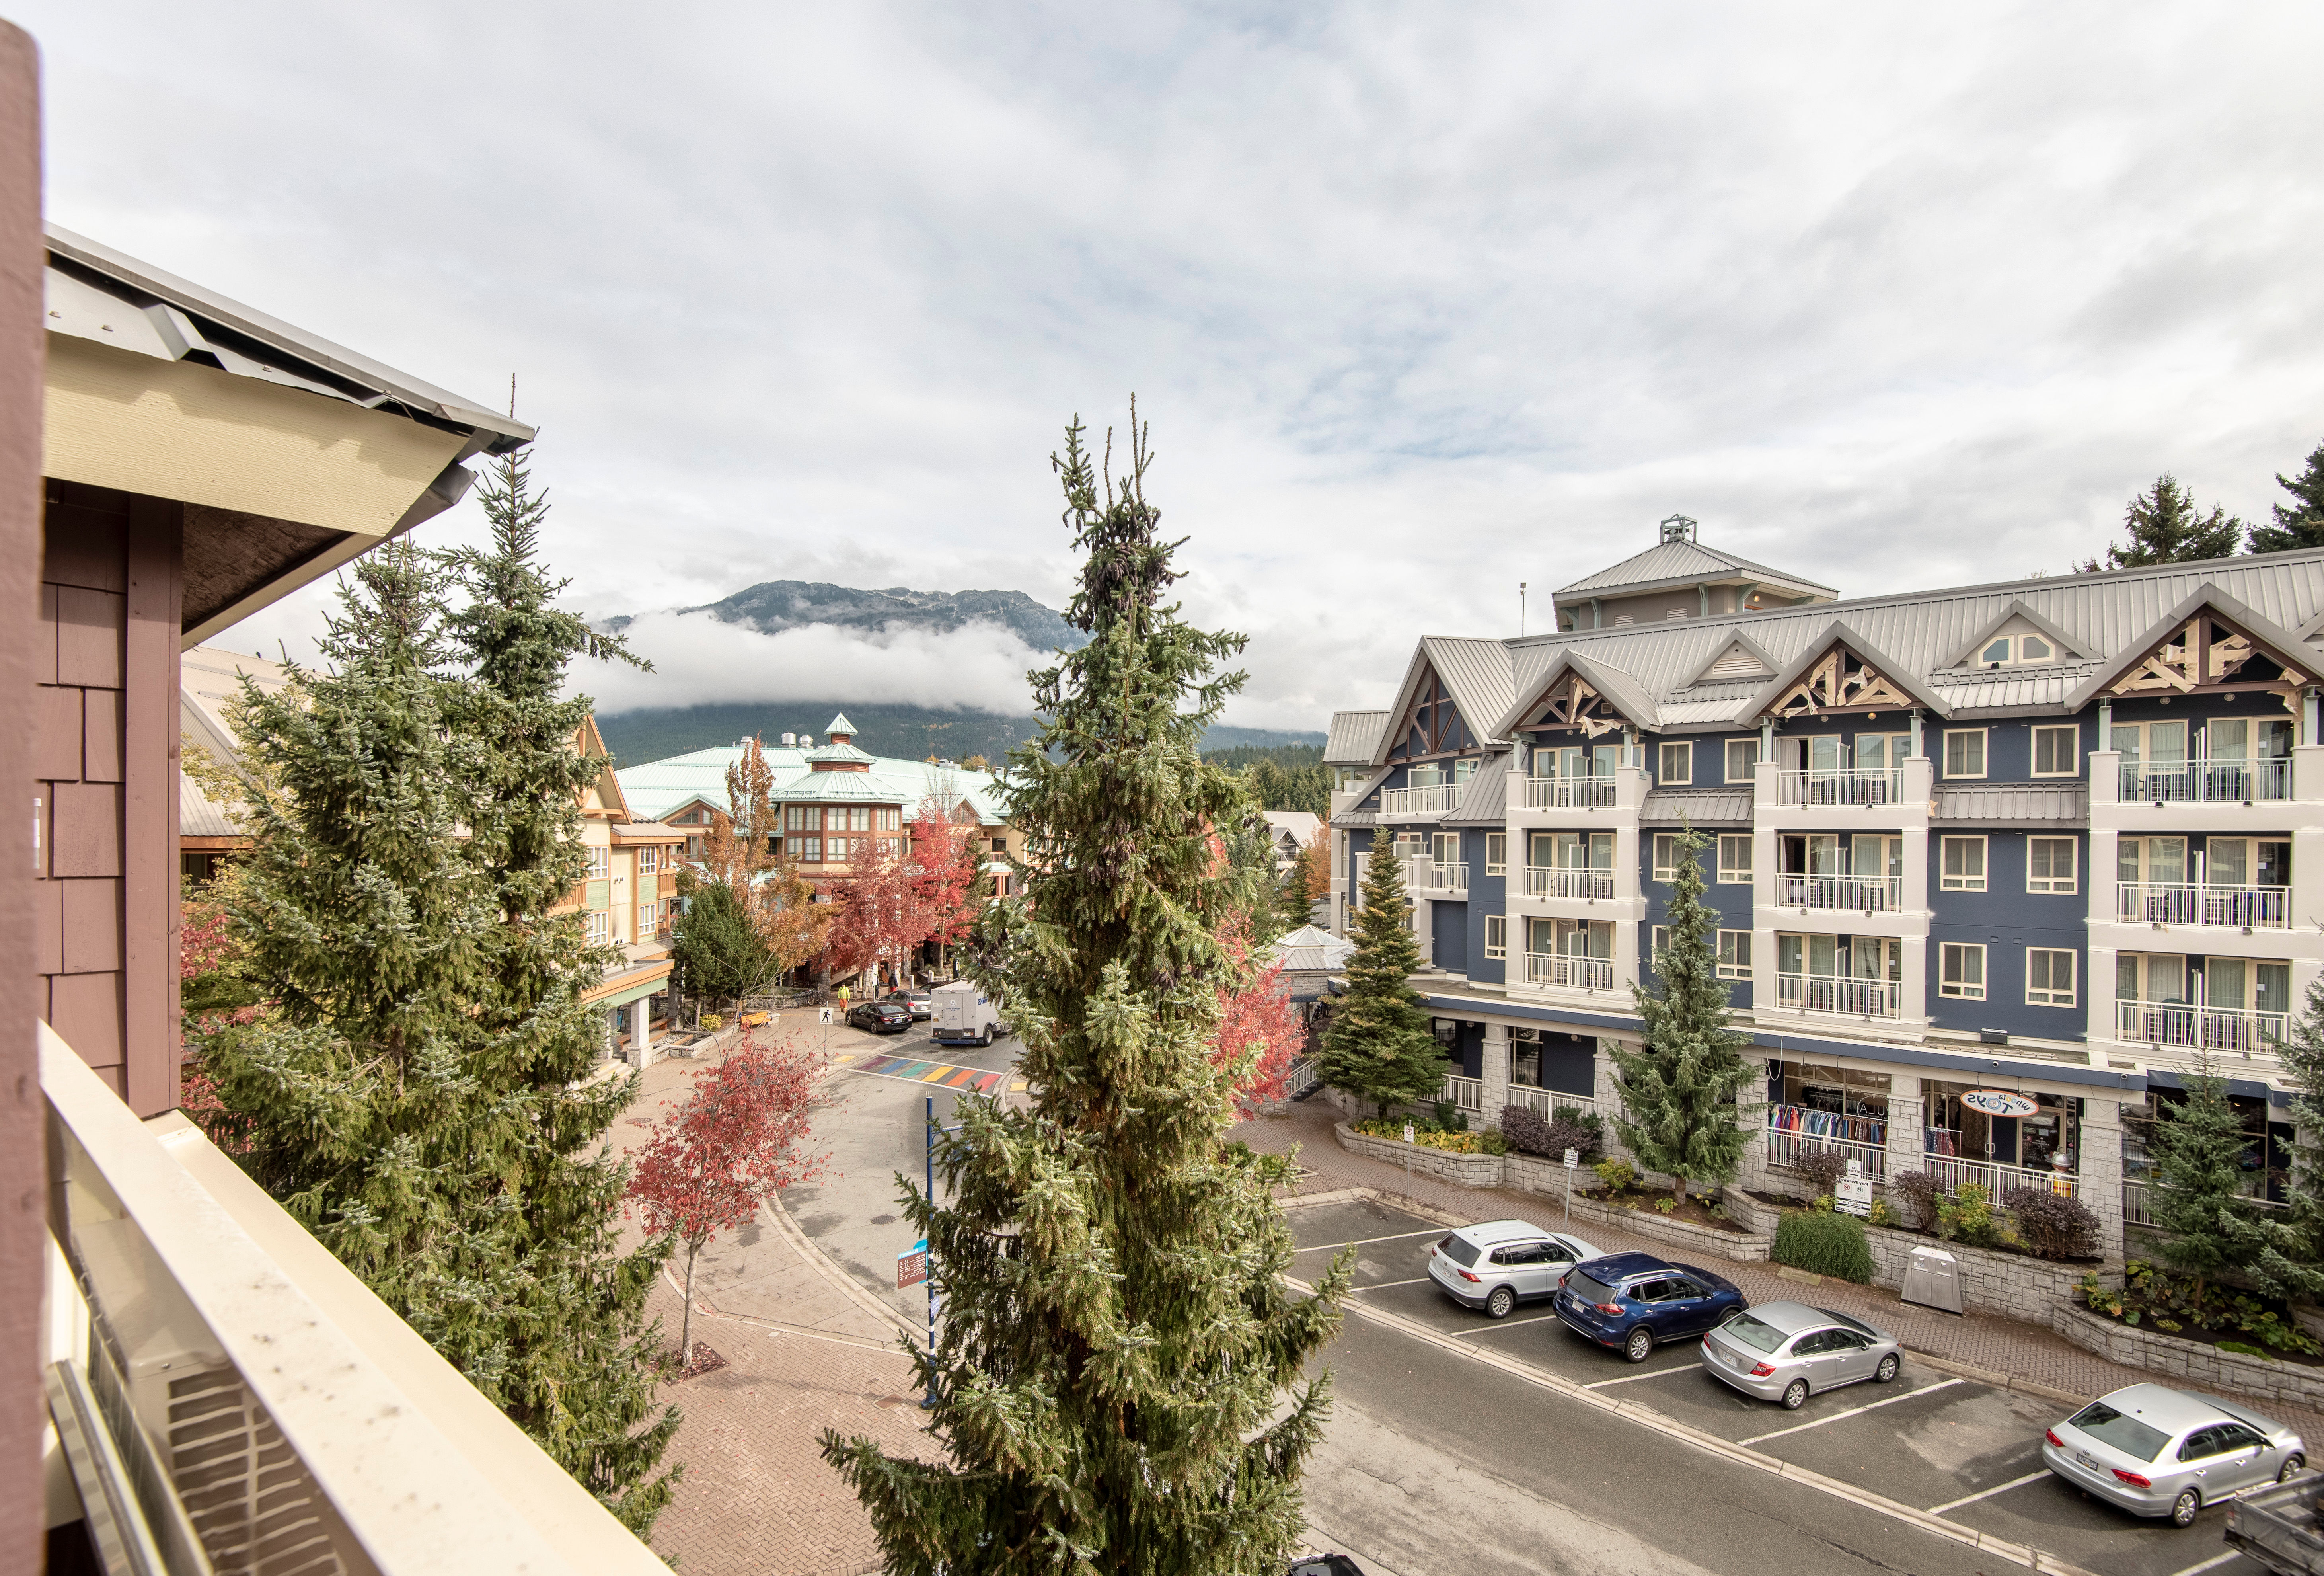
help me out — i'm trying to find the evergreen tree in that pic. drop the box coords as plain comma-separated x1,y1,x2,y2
671,878,781,1009
2246,440,2324,555
820,408,1346,1574
1279,844,1317,931
1609,825,1757,1201
1319,833,1442,1116
2239,976,2324,1299
2101,474,2244,568
2149,1061,2261,1303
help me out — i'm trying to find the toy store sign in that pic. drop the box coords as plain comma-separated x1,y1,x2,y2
1958,1089,2039,1118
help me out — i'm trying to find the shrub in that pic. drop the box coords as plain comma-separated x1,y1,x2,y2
1432,1100,1468,1132
1654,1197,1677,1215
1936,1183,2003,1248
1888,1170,1940,1233
2003,1186,2100,1260
1500,1103,1605,1164
1500,1104,1552,1155
1592,1157,1636,1194
1350,1117,1505,1155
1791,1146,1849,1202
1866,1197,1896,1229
1772,1209,1876,1284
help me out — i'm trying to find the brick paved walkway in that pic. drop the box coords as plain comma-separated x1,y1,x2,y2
1236,1097,2324,1437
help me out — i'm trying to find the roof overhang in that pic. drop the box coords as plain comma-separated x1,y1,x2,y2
1943,598,2095,671
1492,649,1660,738
1370,640,1506,766
1745,621,1954,722
2064,585,2318,712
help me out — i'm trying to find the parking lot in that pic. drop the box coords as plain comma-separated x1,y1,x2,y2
1292,1196,2277,1576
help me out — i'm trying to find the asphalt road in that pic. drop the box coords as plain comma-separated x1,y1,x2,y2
1293,1196,2279,1576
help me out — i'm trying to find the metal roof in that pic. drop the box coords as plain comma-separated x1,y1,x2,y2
1270,924,1355,973
1555,537,1836,599
1932,784,2089,825
1639,788,1754,825
1369,637,1519,763
177,645,292,840
774,769,910,803
617,743,1009,824
1325,710,1389,763
1445,753,1514,825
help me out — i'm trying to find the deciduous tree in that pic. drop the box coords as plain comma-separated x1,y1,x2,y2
910,792,984,976
1212,913,1305,1114
1319,833,1441,1116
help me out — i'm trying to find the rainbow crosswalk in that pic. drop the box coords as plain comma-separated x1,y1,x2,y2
842,1051,1027,1095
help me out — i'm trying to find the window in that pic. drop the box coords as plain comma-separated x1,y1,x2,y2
1725,739,1760,782
637,901,659,937
1650,925,1670,956
585,910,610,945
1979,633,2058,666
1940,942,1986,1000
1944,729,1987,778
786,835,822,861
1652,834,1688,882
2032,725,2077,777
878,807,902,830
1485,833,1507,876
1980,636,2013,665
1716,835,1753,884
585,844,608,878
1718,931,1753,980
637,846,659,875
842,806,871,831
1940,836,1987,892
1657,741,1691,784
785,805,820,832
2027,948,2076,1007
2020,635,2053,662
1485,915,1507,960
2027,837,2077,894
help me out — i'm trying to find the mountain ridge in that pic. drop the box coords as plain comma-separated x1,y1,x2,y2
606,579,1092,654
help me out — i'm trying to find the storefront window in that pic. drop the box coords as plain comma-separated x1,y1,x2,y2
2122,1088,2289,1200
1767,1059,1890,1146
1510,1027,1542,1088
1923,1081,2080,1174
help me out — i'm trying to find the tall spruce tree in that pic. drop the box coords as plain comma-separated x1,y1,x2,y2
2149,1061,2261,1303
820,409,1346,1574
2100,474,2244,568
1278,844,1317,931
2239,976,2324,1299
1319,832,1442,1116
2246,439,2324,555
1609,825,1757,1201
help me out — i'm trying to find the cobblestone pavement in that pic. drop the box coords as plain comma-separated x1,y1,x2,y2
1236,1096,2324,1438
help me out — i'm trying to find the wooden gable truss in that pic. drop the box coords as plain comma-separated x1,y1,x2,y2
2107,609,2309,713
1765,644,1915,720
1385,667,1477,762
1521,671,1628,739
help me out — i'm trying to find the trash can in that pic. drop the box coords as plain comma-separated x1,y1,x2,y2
1902,1245,1962,1314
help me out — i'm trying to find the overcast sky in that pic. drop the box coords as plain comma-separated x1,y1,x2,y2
26,4,2324,729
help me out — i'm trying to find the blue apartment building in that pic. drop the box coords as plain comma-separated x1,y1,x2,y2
1324,519,2324,1256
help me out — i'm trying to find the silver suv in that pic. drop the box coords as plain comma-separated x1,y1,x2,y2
1427,1219,1603,1319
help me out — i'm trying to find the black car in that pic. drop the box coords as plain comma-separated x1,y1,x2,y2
846,1000,914,1034
1288,1557,1364,1576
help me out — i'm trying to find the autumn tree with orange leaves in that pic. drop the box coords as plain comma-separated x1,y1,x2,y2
681,736,828,993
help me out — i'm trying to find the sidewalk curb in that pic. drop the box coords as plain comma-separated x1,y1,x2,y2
1903,1349,2090,1410
764,1192,925,1343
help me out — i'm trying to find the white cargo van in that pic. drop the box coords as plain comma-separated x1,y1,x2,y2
931,981,1002,1048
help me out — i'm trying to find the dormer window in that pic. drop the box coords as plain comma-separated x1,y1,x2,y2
1979,633,2056,667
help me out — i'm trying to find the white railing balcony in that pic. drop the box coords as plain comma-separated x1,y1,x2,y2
39,1026,665,1576
1521,775,1619,810
1764,1110,1889,1184
2114,1000,2289,1056
2120,760,2293,803
2121,1176,2283,1227
1437,1072,1484,1112
1778,874,1905,913
1771,768,1904,807
1379,784,1459,818
1500,1085,1597,1123
1775,973,1901,1018
1525,952,1617,991
1917,1147,2079,1202
1411,860,1468,893
1525,866,1617,900
2116,882,2290,930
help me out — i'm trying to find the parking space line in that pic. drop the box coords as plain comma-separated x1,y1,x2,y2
1738,1379,1964,1445
1348,1277,1429,1291
1925,1469,2050,1517
1455,1311,1568,1335
1292,1229,1446,1252
2165,1553,2244,1576
1586,1364,1701,1389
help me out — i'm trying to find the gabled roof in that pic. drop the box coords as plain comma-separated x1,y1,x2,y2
1490,649,1662,739
1325,710,1389,764
1370,637,1516,764
1555,537,1835,600
1943,598,2095,670
1743,622,1955,721
617,742,1010,824
1681,630,1782,688
2063,583,2318,712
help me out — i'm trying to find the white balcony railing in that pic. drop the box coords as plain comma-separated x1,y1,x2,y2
2121,1177,2284,1227
1764,1113,1888,1185
1411,860,1468,893
1500,1085,1598,1123
1775,973,1901,1018
2115,882,2290,930
1521,775,1618,810
1778,874,1905,913
1770,768,1904,807
1525,866,1617,900
1917,1148,2079,1202
1379,784,1459,818
39,1025,667,1576
2120,760,2293,803
1525,952,1617,991
2114,1000,2289,1055
1437,1072,1484,1113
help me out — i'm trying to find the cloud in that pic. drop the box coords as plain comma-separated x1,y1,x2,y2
573,612,1052,718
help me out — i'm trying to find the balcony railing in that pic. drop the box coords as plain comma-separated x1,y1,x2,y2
1917,1147,2079,1201
1525,866,1617,900
1500,1085,1598,1123
1521,775,1618,810
1380,784,1459,818
1764,1108,1888,1184
2121,1177,2284,1227
1411,860,1468,893
39,1025,667,1576
1771,768,1903,807
1778,873,1905,913
2114,1000,2289,1055
1437,1072,1484,1113
2120,760,2293,803
1525,952,1616,991
2115,882,2290,930
1775,973,1901,1018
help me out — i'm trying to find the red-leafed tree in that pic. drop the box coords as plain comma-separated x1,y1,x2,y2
821,829,930,993
1211,911,1306,1116
626,1033,828,1366
911,792,985,975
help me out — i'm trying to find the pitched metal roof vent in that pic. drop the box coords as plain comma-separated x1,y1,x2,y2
1659,513,1698,544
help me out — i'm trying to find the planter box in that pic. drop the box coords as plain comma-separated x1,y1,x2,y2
1499,1158,1770,1260
1721,1187,2115,1313
2053,1304,2324,1415
1334,1123,1504,1189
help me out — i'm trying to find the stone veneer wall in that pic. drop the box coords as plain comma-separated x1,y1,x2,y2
1334,1123,1504,1189
2053,1305,2324,1414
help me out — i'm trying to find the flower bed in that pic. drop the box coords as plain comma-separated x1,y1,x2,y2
2053,1305,2324,1416
2075,1261,2322,1361
1348,1116,1507,1155
1334,1122,1504,1188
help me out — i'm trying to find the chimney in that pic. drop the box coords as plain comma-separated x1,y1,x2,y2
781,732,796,746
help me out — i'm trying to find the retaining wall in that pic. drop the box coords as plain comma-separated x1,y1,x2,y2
1333,1123,1504,1189
2052,1304,2324,1415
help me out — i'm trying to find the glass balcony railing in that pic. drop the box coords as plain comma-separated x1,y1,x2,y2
1379,784,1459,818
1524,953,1615,991
1519,775,1618,810
1525,867,1617,900
1408,860,1468,892
1778,874,1905,913
1775,973,1901,1018
2120,760,2293,803
2114,1000,2289,1055
1770,769,1903,807
2115,882,2290,930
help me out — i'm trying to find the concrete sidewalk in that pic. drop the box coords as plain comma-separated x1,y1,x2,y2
1237,1096,2324,1436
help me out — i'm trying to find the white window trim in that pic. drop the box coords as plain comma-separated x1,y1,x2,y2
1484,833,1507,876
1939,941,1987,1000
1650,925,1671,956
1717,930,1753,980
1484,915,1507,960
1658,741,1691,786
1652,834,1684,884
1940,834,1989,892
2026,836,2078,895
1716,835,1753,885
2026,947,2077,1008
1943,728,1989,780
2030,724,2079,779
1724,739,1759,784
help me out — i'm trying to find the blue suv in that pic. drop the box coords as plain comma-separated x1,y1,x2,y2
1554,1251,1748,1363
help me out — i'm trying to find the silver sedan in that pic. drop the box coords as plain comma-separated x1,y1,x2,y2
2042,1383,2306,1527
1699,1300,1901,1409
